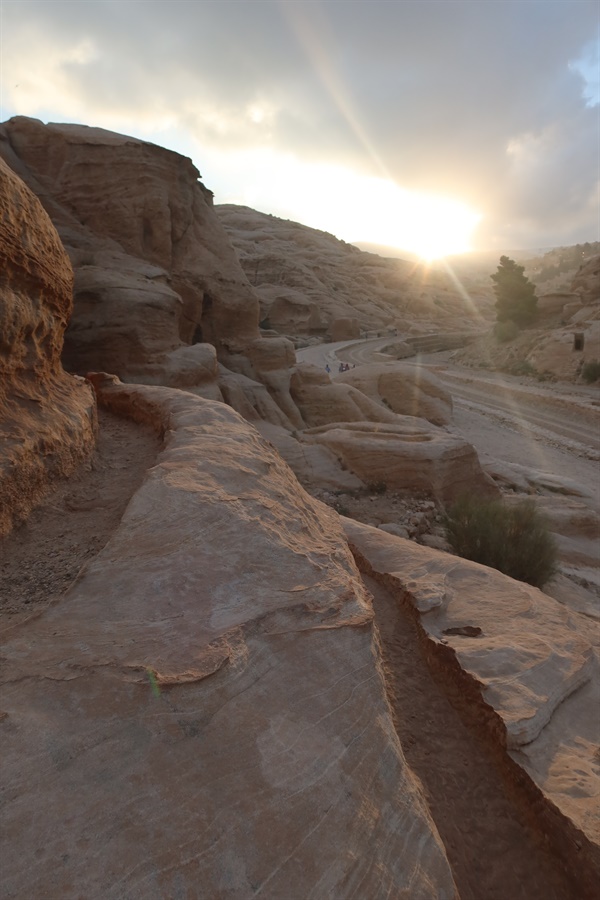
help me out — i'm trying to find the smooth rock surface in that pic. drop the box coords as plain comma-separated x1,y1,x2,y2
0,156,95,536
334,361,453,426
343,518,599,852
291,363,400,428
307,419,498,503
0,377,457,900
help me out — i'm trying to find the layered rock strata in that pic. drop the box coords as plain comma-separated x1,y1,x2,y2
0,157,95,536
217,204,491,337
0,117,297,425
0,377,457,899
334,361,453,426
306,419,497,503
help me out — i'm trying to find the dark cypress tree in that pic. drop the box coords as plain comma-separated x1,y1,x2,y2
491,256,538,326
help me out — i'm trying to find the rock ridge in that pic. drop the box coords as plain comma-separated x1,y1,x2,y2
0,376,457,899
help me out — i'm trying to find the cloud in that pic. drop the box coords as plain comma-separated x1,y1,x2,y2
1,0,598,249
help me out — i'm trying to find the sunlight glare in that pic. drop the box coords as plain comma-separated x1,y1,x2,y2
199,146,481,260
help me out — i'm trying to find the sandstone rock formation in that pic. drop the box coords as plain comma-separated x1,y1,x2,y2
572,255,600,305
217,204,490,339
290,363,400,428
0,376,458,899
344,518,600,892
307,419,497,503
0,117,298,426
335,361,453,426
0,157,95,536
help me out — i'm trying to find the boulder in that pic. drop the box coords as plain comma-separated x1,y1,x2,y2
290,363,400,428
0,157,95,536
0,376,457,899
335,361,453,425
307,419,498,503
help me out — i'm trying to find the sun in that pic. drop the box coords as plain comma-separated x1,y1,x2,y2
191,150,481,261
362,183,482,261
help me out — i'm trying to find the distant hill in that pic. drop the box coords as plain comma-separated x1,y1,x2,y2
519,243,600,292
216,205,495,340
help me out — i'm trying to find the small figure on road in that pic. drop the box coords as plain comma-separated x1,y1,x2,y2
325,364,331,373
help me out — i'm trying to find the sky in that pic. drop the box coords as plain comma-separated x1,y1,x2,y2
0,0,598,260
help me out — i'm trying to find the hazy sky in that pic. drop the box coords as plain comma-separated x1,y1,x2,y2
1,0,598,258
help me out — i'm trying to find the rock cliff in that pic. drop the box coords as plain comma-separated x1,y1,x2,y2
0,156,95,536
0,117,297,425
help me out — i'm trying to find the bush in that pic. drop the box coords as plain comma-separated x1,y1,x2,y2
581,360,600,384
493,320,519,343
367,481,387,494
444,494,557,587
506,359,536,377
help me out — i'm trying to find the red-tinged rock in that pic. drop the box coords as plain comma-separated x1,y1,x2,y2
0,157,95,535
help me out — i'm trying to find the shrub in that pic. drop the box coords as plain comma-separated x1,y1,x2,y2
493,320,519,343
367,481,387,494
581,360,600,384
506,359,535,377
443,494,557,587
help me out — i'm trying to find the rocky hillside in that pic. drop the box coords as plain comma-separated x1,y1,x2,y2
453,255,600,381
523,243,600,292
216,204,493,340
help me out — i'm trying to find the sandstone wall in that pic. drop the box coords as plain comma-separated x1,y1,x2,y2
0,157,95,536
0,117,299,423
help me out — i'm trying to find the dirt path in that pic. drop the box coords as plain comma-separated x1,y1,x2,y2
0,408,160,629
363,572,578,900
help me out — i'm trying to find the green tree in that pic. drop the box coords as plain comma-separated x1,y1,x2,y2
491,255,538,326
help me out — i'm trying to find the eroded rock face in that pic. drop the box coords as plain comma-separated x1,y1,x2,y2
335,361,453,426
291,363,399,428
0,377,457,899
0,157,95,536
0,117,259,351
307,419,498,503
343,519,599,879
0,118,304,422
